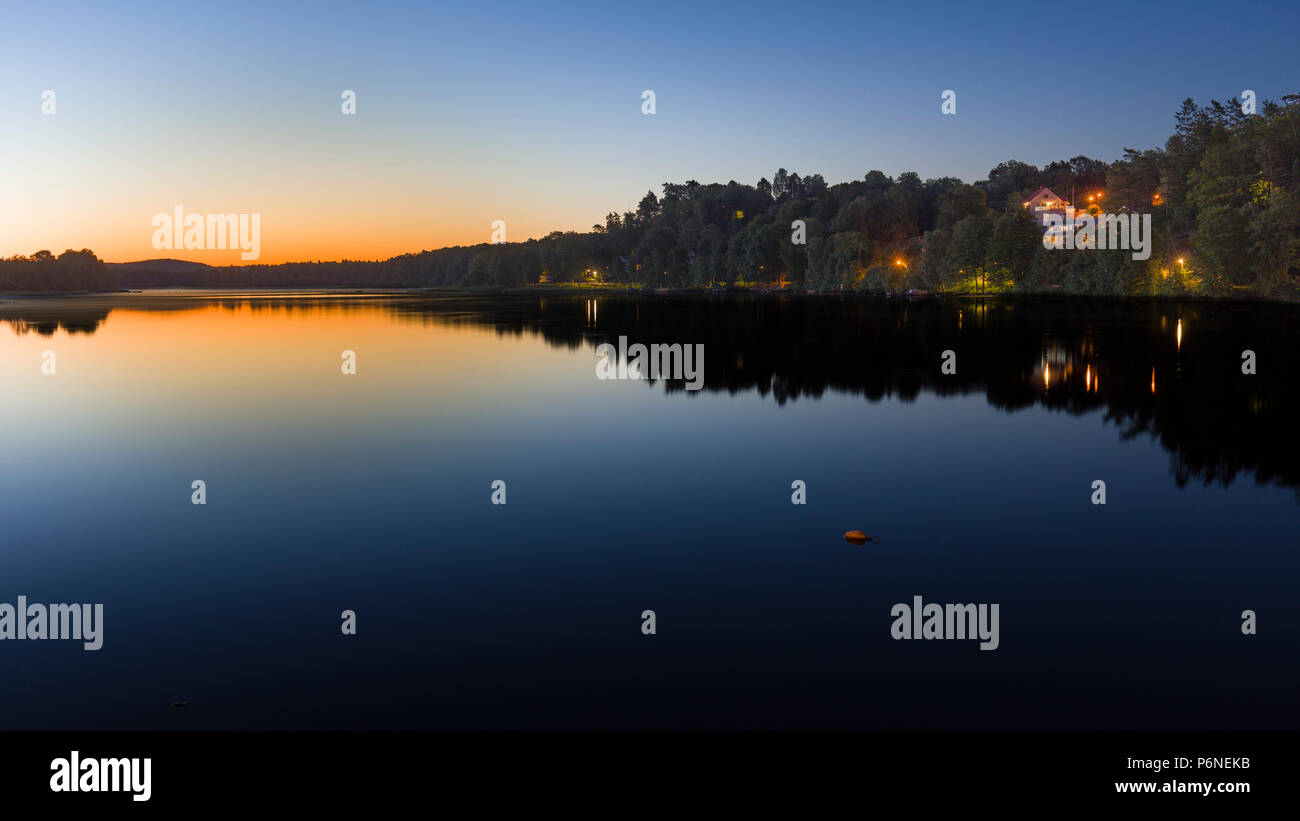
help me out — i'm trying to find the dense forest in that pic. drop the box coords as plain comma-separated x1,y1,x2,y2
4,95,1298,297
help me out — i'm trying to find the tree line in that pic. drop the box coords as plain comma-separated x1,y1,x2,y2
0,249,116,292
6,95,1298,297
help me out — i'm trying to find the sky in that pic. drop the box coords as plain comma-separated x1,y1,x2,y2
2,0,1298,264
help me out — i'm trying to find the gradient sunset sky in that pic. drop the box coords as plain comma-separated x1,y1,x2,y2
3,0,1298,265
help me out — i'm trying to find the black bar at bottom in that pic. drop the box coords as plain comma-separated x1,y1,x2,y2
3,731,1286,808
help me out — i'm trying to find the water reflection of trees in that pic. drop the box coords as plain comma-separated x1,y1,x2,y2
4,293,1295,496
392,294,1300,497
0,305,112,335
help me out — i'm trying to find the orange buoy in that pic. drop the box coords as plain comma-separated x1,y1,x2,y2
844,530,869,545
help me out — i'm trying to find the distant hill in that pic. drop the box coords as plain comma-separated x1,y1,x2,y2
109,259,214,274
108,258,216,288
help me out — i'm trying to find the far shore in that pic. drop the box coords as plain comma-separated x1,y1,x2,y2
2,284,1297,305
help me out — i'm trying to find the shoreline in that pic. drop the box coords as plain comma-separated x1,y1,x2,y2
3,285,1297,306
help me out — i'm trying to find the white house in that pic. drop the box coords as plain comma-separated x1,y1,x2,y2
1022,186,1070,228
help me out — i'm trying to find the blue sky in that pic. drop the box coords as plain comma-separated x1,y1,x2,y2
2,0,1298,261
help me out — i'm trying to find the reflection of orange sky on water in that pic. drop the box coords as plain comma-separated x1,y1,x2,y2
1,301,573,425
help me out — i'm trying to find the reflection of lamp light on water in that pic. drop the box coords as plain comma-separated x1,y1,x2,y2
1151,367,1156,394
1176,318,1182,351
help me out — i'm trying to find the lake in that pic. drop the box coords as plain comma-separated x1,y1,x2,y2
1,290,1296,730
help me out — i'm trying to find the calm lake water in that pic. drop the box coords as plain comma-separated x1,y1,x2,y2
1,290,1296,730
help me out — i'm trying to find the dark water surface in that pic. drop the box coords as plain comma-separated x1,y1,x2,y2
1,290,1296,729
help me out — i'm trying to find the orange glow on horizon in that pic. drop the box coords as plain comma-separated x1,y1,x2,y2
2,219,587,267
0,182,613,265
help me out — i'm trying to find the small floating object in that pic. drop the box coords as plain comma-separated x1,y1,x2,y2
170,701,190,708
843,531,879,545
